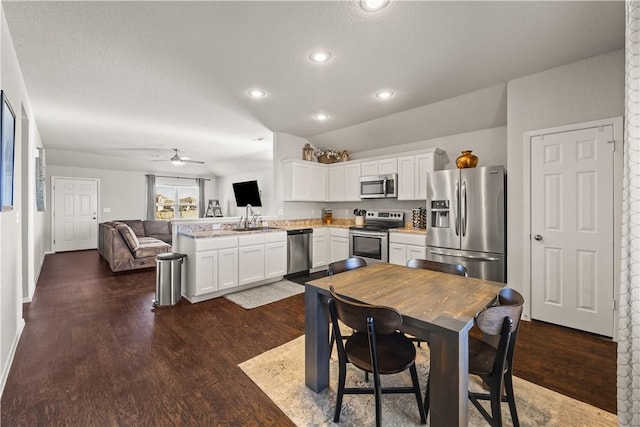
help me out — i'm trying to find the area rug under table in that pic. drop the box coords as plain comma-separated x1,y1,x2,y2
223,280,304,309
239,335,616,427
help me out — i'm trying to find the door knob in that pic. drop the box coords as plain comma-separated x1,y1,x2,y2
533,234,543,241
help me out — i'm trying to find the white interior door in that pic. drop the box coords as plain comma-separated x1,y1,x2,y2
530,125,614,336
53,178,98,252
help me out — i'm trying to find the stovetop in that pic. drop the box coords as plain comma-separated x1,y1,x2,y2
349,210,405,232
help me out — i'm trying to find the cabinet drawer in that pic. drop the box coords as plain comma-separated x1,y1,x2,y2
264,230,287,243
238,233,265,246
329,227,349,238
195,236,238,251
388,232,427,246
312,227,328,237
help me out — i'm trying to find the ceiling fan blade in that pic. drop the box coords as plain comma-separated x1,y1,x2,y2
182,159,205,164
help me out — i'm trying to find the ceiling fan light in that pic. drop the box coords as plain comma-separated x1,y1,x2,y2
171,159,185,166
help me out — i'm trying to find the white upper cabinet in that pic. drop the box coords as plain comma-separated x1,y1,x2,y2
329,163,361,202
283,148,442,202
328,166,345,202
283,159,328,202
361,158,397,176
397,148,445,201
343,163,361,201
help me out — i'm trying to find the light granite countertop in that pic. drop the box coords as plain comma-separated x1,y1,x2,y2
389,226,428,235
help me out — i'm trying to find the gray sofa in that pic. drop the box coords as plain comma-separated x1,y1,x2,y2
98,220,172,272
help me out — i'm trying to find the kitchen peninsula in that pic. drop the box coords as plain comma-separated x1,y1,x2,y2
176,227,287,303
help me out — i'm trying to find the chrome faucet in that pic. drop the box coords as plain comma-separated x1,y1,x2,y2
245,204,254,228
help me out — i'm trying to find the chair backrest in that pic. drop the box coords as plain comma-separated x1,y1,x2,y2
495,287,525,364
406,258,468,277
328,257,367,276
328,285,401,335
475,288,524,376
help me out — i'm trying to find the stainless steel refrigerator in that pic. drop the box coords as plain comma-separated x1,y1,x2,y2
426,166,506,283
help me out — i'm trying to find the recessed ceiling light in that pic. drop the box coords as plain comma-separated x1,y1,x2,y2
252,137,266,142
309,49,332,63
314,113,329,121
375,90,394,100
360,0,389,12
248,89,266,98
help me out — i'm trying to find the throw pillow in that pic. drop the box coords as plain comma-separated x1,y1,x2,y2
116,224,140,252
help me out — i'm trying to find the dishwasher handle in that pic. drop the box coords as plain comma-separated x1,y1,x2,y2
287,228,313,235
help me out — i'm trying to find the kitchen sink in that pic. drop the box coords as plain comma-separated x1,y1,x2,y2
232,226,282,232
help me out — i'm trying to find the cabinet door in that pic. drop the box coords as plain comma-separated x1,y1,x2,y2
379,158,398,174
309,164,328,201
328,166,344,202
265,242,287,279
283,161,310,201
361,161,379,176
329,237,349,263
218,248,238,290
388,243,406,266
343,163,361,201
415,152,434,200
406,245,427,262
397,155,415,200
238,245,265,285
312,236,329,268
194,250,218,296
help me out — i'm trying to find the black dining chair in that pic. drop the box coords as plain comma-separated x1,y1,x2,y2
406,258,468,277
328,257,367,276
328,285,427,427
405,258,468,347
327,257,367,351
424,287,524,427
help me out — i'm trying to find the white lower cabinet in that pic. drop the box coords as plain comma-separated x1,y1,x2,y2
239,245,265,285
329,228,350,263
179,230,287,303
388,232,427,266
312,227,329,268
194,251,219,296
265,241,287,278
218,248,238,290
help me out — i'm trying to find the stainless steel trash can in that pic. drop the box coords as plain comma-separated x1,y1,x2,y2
154,252,186,307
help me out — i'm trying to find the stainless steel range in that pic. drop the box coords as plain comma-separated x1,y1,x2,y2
349,210,405,264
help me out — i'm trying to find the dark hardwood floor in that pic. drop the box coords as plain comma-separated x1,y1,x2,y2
1,251,616,426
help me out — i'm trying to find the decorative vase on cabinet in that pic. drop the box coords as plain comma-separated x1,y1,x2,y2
456,150,478,168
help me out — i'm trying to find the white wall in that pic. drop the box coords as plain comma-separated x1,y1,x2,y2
0,8,45,394
45,165,217,251
506,49,624,315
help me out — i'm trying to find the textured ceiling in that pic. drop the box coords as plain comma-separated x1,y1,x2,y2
2,1,624,176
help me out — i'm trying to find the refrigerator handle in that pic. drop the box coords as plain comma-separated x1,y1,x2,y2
461,180,467,237
454,180,459,236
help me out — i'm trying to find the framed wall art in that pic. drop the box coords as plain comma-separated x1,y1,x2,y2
36,147,46,211
0,90,16,211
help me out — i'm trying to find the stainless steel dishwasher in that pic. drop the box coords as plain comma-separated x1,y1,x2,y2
286,228,312,275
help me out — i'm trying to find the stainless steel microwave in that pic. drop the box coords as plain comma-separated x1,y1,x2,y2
360,174,397,199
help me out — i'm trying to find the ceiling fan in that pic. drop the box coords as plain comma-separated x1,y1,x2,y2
152,148,205,166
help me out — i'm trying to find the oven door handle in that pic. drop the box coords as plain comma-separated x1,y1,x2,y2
350,231,387,238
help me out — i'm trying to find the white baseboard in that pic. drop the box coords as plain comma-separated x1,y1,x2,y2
0,319,25,396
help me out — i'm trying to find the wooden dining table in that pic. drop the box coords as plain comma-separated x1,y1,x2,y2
304,262,504,427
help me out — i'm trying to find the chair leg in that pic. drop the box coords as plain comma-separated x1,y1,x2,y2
329,329,335,352
423,375,430,419
372,371,382,427
490,382,503,427
333,359,347,422
504,372,520,427
409,364,427,424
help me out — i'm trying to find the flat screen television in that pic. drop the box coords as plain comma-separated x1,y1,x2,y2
232,180,262,207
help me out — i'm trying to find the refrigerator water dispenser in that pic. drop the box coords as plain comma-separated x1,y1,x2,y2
430,200,450,228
